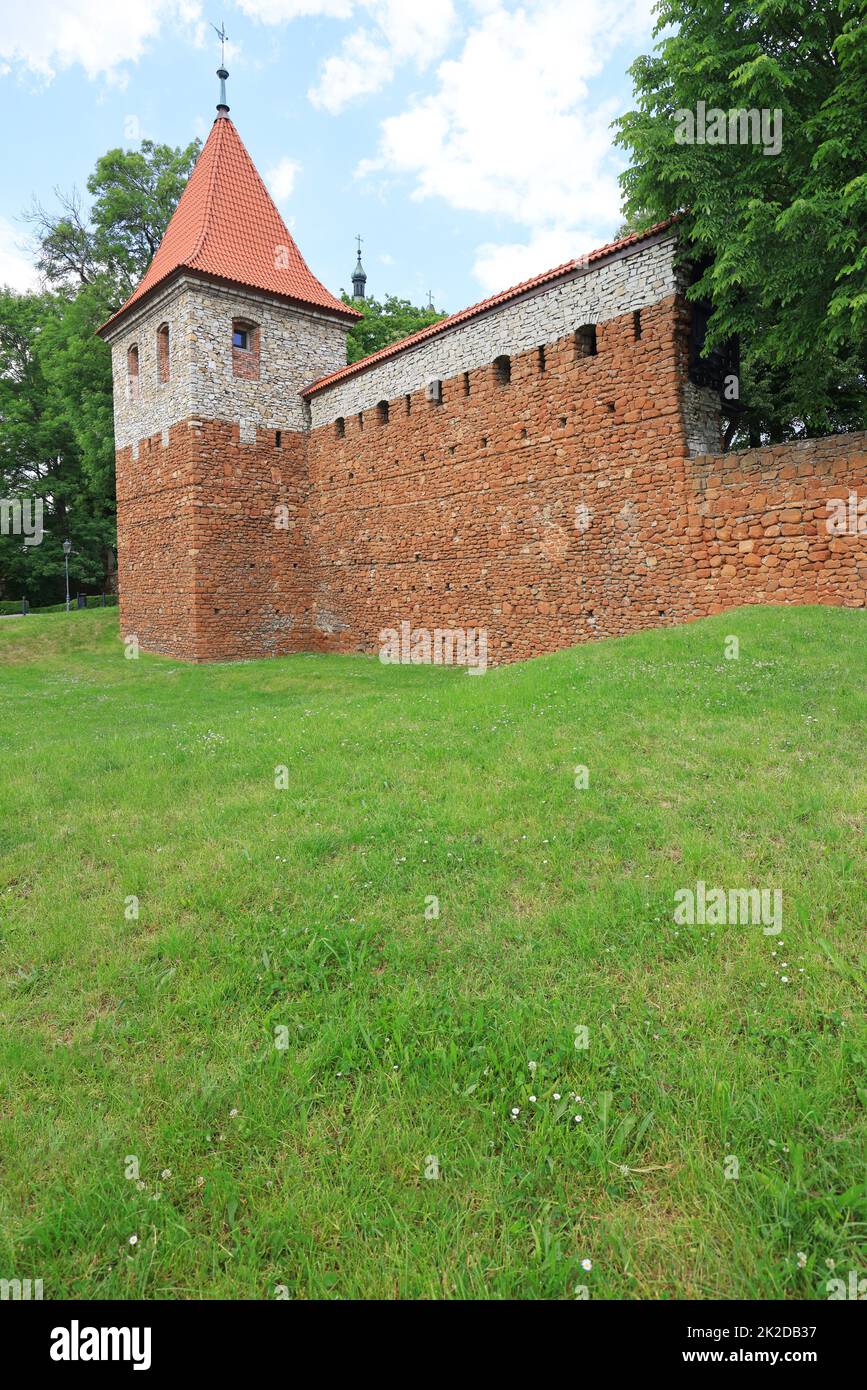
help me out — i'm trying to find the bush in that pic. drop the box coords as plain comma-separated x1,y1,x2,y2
0,594,118,615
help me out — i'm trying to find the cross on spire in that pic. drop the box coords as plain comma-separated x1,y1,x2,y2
352,235,367,301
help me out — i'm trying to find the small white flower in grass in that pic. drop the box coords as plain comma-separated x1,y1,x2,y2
796,1251,807,1268
161,1168,171,1179
136,1180,145,1191
129,1235,138,1246
229,1108,239,1118
511,1107,520,1116
573,1114,583,1124
781,976,789,984
553,1093,561,1101
528,1061,537,1074
196,1176,205,1187
581,1258,592,1271
529,1096,537,1104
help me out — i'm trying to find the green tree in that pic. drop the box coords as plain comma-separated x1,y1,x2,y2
28,138,201,302
0,139,201,603
0,291,114,605
614,0,867,442
344,293,447,364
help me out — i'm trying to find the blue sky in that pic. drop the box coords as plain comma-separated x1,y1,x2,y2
0,1,659,314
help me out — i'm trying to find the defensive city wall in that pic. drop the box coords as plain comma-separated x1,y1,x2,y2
105,226,867,663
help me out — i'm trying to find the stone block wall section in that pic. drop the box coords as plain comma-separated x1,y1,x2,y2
115,420,200,660
305,294,700,664
690,433,867,612
107,277,350,450
308,234,682,428
116,418,311,662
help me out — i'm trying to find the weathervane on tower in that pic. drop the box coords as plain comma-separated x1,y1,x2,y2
212,21,230,117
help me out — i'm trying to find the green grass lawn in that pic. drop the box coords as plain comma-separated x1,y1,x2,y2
0,605,864,1300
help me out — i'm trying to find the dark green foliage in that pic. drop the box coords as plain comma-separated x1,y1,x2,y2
615,0,867,442
344,293,447,364
0,141,199,604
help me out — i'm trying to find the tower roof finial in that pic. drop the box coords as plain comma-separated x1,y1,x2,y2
352,233,367,300
212,21,230,117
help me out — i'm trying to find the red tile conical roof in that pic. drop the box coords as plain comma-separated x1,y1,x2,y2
100,116,358,334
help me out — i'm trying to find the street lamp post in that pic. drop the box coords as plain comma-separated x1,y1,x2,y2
63,539,72,612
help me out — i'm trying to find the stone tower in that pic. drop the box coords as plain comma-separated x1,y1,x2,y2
98,81,360,660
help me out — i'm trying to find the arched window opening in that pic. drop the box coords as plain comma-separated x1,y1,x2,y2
127,344,140,400
575,324,597,358
494,354,511,386
156,323,170,383
232,319,260,379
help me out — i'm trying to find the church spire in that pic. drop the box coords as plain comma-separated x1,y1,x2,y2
212,21,230,117
352,234,367,301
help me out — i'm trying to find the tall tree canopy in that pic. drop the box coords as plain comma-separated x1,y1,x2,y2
0,140,199,605
615,0,867,441
0,290,113,604
28,138,201,303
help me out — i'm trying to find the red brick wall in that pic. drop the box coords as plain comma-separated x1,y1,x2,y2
690,433,867,613
115,294,866,664
116,423,198,659
116,419,310,661
305,295,701,663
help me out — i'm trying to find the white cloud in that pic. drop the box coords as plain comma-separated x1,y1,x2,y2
357,0,655,290
266,157,301,202
472,227,594,295
239,0,458,114
0,1,202,82
0,218,40,293
309,2,457,113
237,1,353,19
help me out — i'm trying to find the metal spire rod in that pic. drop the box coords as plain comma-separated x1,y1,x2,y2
212,20,228,66
212,21,230,115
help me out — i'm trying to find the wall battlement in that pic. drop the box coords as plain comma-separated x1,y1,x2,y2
107,233,866,664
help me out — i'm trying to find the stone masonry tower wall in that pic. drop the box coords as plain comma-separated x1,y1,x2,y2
105,278,349,660
98,109,358,661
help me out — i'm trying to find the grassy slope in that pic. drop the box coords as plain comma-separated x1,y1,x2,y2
0,606,864,1300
